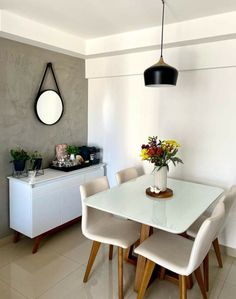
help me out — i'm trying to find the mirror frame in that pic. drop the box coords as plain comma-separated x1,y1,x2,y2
35,89,64,126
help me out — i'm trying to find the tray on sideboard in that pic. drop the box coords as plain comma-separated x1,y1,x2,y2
49,162,92,172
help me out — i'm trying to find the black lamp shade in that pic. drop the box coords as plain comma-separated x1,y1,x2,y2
144,58,178,86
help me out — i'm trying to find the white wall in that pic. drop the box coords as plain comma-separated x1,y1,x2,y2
87,40,236,250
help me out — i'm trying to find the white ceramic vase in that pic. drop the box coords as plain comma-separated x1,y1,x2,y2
70,154,75,161
154,166,167,192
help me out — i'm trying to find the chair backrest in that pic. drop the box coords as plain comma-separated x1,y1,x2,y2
80,176,110,236
116,167,138,185
223,185,236,219
187,201,225,274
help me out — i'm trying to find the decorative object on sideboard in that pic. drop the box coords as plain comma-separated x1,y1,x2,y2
28,170,37,184
29,151,44,176
10,147,44,178
55,143,67,160
10,147,29,177
66,145,79,161
50,145,100,172
34,62,64,125
144,0,178,86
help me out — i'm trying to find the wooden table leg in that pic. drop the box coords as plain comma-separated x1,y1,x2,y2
13,231,21,243
134,224,151,292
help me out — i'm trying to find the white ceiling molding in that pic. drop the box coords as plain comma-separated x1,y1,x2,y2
85,39,236,78
86,11,236,57
85,39,236,79
0,10,86,58
1,9,236,59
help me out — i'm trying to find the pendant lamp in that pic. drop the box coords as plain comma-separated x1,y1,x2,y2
144,0,178,86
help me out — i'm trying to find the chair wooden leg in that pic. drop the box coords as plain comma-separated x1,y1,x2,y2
118,247,123,299
194,267,207,299
212,238,223,268
83,241,101,283
109,245,113,260
179,275,187,299
203,253,209,292
186,274,193,289
159,267,166,280
124,240,140,264
137,259,155,299
124,246,132,261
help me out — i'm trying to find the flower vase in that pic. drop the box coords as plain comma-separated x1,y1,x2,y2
154,166,167,192
70,154,75,161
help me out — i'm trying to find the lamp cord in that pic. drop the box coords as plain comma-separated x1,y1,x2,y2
160,0,165,58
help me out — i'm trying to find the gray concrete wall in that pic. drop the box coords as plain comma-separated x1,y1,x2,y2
0,37,88,238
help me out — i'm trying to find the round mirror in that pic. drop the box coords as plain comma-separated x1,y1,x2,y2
35,90,64,125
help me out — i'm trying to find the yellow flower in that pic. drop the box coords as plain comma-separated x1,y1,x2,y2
165,140,181,148
140,148,149,160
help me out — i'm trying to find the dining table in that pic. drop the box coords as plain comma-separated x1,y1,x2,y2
84,174,224,291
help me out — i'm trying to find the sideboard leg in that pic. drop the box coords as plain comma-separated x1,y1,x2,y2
13,231,21,243
32,236,43,254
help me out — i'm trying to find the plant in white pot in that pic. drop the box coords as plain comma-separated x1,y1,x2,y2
66,145,78,161
140,136,183,192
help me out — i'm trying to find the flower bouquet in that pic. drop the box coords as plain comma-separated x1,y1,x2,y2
141,136,183,194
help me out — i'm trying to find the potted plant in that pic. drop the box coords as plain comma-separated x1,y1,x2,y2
29,151,43,171
10,147,29,172
66,145,78,161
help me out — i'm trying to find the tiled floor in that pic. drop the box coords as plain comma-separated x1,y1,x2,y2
0,222,235,299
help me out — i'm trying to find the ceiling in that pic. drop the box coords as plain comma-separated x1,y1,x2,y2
0,0,236,39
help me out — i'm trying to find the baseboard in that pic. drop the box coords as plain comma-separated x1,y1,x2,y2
220,244,236,258
0,234,13,247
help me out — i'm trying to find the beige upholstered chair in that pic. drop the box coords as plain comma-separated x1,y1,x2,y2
134,201,225,299
80,176,140,299
187,186,236,268
115,167,138,185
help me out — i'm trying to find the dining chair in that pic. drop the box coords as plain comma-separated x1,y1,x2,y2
134,201,225,299
116,167,138,185
80,176,140,299
187,185,236,268
116,167,139,261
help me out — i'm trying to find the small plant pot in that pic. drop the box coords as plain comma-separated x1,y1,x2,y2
13,160,26,172
32,158,42,171
70,154,75,161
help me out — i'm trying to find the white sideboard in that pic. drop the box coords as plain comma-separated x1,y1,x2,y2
8,163,105,252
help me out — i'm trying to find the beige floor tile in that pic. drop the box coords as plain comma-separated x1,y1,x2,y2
218,281,236,299
224,258,236,286
39,251,136,299
127,278,205,299
208,278,225,299
38,267,85,299
209,251,234,282
38,223,84,254
0,225,235,299
61,239,112,268
0,279,26,299
0,250,80,299
0,238,34,270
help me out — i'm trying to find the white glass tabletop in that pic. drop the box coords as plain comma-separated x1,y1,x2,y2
84,175,224,234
